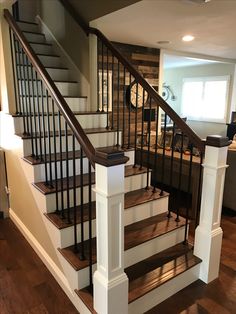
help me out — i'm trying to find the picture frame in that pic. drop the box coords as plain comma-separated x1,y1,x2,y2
174,133,189,152
231,111,236,124
159,131,173,148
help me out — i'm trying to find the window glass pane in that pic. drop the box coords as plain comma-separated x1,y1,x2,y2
182,81,203,118
203,81,227,119
181,76,229,122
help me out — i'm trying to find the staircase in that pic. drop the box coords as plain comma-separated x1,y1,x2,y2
4,11,203,314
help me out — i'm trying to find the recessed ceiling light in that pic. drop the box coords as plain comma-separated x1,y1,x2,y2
157,40,171,44
182,35,195,42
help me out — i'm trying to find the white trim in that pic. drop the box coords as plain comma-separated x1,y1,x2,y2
9,209,91,314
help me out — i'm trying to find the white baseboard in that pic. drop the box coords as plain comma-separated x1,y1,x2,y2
9,209,91,314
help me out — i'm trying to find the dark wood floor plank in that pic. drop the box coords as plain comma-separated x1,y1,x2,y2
0,219,78,314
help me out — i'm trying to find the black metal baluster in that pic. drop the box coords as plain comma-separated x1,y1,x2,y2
127,73,131,149
101,42,104,112
133,82,138,167
146,97,152,189
176,131,184,222
52,99,59,213
116,61,120,147
65,121,71,224
20,47,30,136
73,134,78,252
88,162,93,291
28,61,39,159
139,87,145,170
195,152,203,228
97,39,100,112
9,30,19,115
79,149,85,260
46,90,53,187
35,71,43,161
160,113,167,196
168,121,176,218
184,144,193,244
153,106,159,192
16,41,27,134
40,81,48,186
106,46,109,129
58,111,65,218
122,67,126,147
23,52,34,150
111,55,114,129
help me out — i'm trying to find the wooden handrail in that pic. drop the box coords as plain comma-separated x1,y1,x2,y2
59,0,205,152
4,9,96,168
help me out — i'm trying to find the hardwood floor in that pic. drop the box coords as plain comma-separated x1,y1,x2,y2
0,218,78,314
0,209,235,314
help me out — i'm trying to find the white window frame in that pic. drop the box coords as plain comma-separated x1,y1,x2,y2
181,75,230,123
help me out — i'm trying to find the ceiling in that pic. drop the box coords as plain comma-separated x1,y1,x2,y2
68,0,141,23
90,0,236,62
163,54,220,69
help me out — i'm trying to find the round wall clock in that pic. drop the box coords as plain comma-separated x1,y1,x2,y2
127,81,148,109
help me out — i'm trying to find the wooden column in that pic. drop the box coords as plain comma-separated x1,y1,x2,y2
194,135,230,283
93,149,129,314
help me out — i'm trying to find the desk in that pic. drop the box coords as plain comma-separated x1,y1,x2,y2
136,147,202,219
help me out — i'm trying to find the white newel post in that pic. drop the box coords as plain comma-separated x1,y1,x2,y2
194,135,230,283
93,150,129,314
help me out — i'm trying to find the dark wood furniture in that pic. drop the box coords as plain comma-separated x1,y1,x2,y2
226,123,236,140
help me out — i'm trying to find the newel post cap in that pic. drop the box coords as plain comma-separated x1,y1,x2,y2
205,135,231,148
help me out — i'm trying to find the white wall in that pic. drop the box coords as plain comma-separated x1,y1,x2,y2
163,63,235,139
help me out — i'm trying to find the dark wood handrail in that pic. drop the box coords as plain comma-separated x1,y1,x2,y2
4,9,96,168
59,0,205,152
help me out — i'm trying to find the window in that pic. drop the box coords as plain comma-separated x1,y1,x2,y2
181,76,230,123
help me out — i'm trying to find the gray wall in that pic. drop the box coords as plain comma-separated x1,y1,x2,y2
163,63,235,139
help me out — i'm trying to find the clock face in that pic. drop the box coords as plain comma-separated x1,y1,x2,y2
128,82,148,108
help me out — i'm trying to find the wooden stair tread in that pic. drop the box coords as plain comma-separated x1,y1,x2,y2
124,212,185,250
16,127,118,140
22,144,128,165
127,243,201,303
45,187,168,229
33,165,148,194
58,213,184,271
76,244,201,311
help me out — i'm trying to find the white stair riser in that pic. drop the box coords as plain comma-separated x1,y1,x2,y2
14,114,107,135
125,172,150,192
124,197,168,226
17,96,87,112
32,157,93,182
125,226,186,268
16,66,71,81
41,172,147,213
48,197,169,249
17,22,39,33
58,252,97,290
129,264,200,314
124,150,135,166
21,131,120,156
18,81,79,97
57,224,186,290
38,55,62,67
23,32,46,43
43,185,96,213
